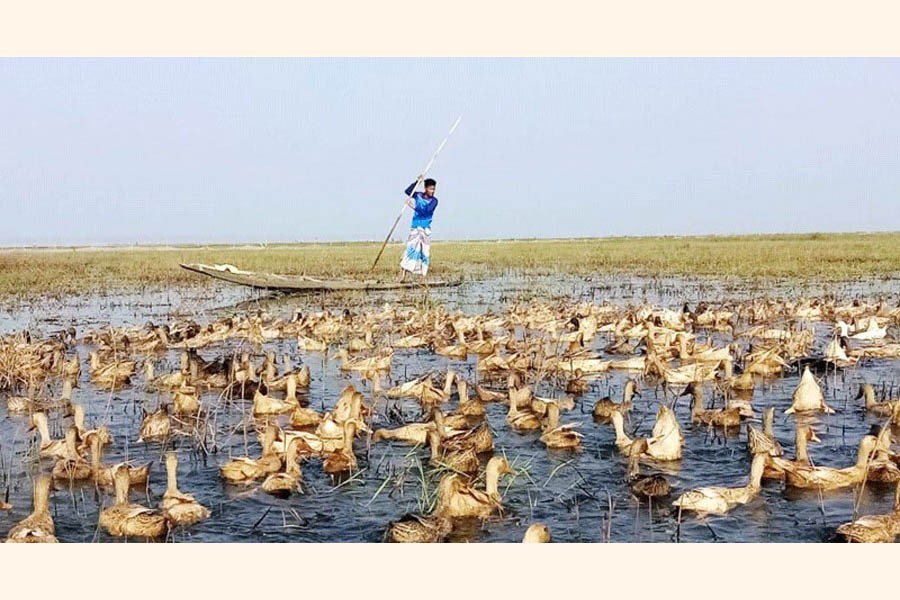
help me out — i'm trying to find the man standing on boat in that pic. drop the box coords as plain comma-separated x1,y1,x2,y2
399,174,438,282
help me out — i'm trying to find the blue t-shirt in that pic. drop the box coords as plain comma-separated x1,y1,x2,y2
404,181,439,229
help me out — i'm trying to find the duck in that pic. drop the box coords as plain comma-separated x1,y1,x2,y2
455,379,486,418
672,452,767,517
386,513,453,543
762,424,819,480
373,416,437,446
6,382,37,413
683,382,741,428
220,425,283,483
565,369,590,395
856,383,899,418
143,360,186,390
475,384,507,403
522,523,551,543
428,430,479,474
506,393,542,431
29,412,67,460
648,406,684,461
419,370,457,404
261,438,304,497
867,424,900,483
137,404,171,443
252,376,299,416
89,435,151,487
51,427,92,481
172,383,201,416
386,373,436,399
297,334,329,352
539,402,583,450
747,407,784,457
610,407,683,461
848,318,888,341
441,421,495,455
3,475,58,543
289,402,323,429
783,435,879,491
161,452,210,526
331,348,393,372
99,465,168,538
626,439,671,500
835,480,900,543
610,410,645,457
322,421,358,474
89,351,134,389
593,379,639,422
785,366,835,414
72,403,112,454
435,456,514,519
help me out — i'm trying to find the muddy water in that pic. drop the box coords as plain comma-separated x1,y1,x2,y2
1,274,899,542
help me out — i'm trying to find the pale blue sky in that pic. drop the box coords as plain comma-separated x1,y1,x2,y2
1,58,898,246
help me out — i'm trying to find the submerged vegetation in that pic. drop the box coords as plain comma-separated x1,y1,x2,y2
0,232,898,297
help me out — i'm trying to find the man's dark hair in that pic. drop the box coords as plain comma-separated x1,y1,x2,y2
424,178,436,187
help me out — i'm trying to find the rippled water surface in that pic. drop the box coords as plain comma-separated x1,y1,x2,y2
1,274,898,542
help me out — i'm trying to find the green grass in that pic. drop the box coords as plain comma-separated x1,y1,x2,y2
0,232,898,298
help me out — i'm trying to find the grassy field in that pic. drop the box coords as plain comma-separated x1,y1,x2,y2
0,232,898,298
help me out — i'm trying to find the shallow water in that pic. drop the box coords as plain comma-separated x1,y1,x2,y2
1,274,899,542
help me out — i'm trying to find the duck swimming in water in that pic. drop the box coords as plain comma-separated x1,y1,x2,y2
522,523,551,543
783,434,879,491
161,452,210,526
435,456,514,520
673,452,767,517
785,367,834,415
4,475,57,543
593,379,638,422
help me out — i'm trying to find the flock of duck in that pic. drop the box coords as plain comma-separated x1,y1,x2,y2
1,294,899,542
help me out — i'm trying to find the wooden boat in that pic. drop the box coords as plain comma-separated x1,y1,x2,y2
180,263,464,292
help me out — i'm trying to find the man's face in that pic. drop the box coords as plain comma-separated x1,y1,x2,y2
425,184,436,196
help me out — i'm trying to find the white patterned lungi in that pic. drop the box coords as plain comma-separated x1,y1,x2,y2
400,226,431,276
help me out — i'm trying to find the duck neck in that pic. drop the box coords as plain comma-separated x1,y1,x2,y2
485,462,504,498
428,431,441,461
856,438,875,468
623,382,635,404
507,397,519,418
748,453,766,489
61,379,73,401
626,451,641,478
74,405,86,435
262,428,277,457
443,371,455,396
612,414,632,446
545,403,560,430
64,429,79,460
690,387,703,419
165,456,179,495
286,375,297,403
795,429,810,463
863,386,875,409
763,409,775,438
723,359,734,379
457,380,469,404
342,422,357,455
33,476,51,515
36,415,52,446
114,470,129,505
